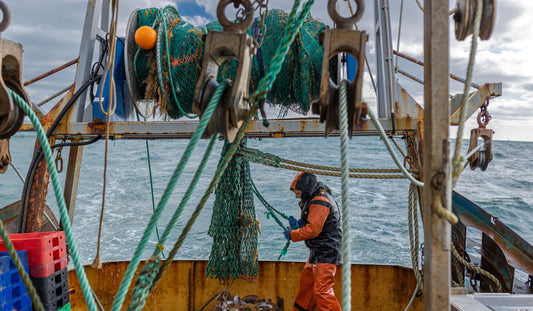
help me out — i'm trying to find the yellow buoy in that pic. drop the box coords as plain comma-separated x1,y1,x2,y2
134,26,157,50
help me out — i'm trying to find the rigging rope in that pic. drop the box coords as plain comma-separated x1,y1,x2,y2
367,108,423,187
9,89,98,311
110,81,228,311
339,80,352,310
136,112,164,258
8,162,59,231
93,0,119,270
250,178,294,260
239,147,418,179
452,0,483,187
395,0,404,69
146,0,317,290
127,133,219,311
122,3,319,306
9,162,25,183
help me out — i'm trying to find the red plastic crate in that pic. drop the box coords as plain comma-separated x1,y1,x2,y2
0,232,65,252
23,245,66,266
29,255,67,278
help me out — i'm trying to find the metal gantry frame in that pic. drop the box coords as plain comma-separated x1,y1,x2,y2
30,1,502,310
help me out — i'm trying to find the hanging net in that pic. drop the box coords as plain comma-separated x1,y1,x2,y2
133,5,329,119
205,139,259,281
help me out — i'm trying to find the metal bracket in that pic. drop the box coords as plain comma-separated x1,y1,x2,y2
193,0,255,142
313,0,367,137
0,2,30,139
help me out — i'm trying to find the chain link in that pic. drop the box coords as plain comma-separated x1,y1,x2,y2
478,99,492,128
54,142,65,173
253,0,269,48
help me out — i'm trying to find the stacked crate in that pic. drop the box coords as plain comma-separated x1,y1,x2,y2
0,232,69,311
0,250,32,310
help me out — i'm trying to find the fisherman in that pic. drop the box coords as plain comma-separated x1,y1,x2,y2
284,172,343,311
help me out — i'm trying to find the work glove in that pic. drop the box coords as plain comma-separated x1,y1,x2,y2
288,216,303,229
289,216,304,228
283,227,292,241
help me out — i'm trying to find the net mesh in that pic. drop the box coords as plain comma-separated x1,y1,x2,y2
205,139,259,281
133,5,329,119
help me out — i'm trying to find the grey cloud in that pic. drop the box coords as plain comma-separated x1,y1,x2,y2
1,0,532,140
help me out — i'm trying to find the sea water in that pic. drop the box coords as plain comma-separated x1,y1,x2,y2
1,132,532,275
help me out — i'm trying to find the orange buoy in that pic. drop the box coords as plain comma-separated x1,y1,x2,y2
134,26,157,50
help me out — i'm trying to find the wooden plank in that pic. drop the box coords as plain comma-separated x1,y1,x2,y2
423,0,452,310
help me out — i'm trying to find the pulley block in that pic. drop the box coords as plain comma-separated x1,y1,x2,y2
467,127,494,171
195,76,242,141
454,0,496,41
313,0,367,138
192,0,255,143
0,2,29,139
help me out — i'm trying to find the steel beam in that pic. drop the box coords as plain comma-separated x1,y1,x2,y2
423,0,452,310
374,0,397,119
74,0,104,122
44,117,419,139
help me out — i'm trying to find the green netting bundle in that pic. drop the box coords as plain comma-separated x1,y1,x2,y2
206,139,258,281
133,5,328,119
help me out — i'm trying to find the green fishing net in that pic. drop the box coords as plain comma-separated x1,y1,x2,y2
133,5,328,119
205,139,258,281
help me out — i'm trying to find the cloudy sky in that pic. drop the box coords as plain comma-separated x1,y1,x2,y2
3,0,532,141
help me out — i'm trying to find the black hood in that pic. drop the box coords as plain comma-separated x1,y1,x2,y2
291,172,318,202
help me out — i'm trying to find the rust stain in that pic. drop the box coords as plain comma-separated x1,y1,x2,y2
88,121,106,134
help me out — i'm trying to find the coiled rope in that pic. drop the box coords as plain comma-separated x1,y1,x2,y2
451,243,502,292
407,183,423,291
9,89,97,311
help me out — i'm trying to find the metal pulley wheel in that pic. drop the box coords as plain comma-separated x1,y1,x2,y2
476,149,489,171
454,0,496,41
